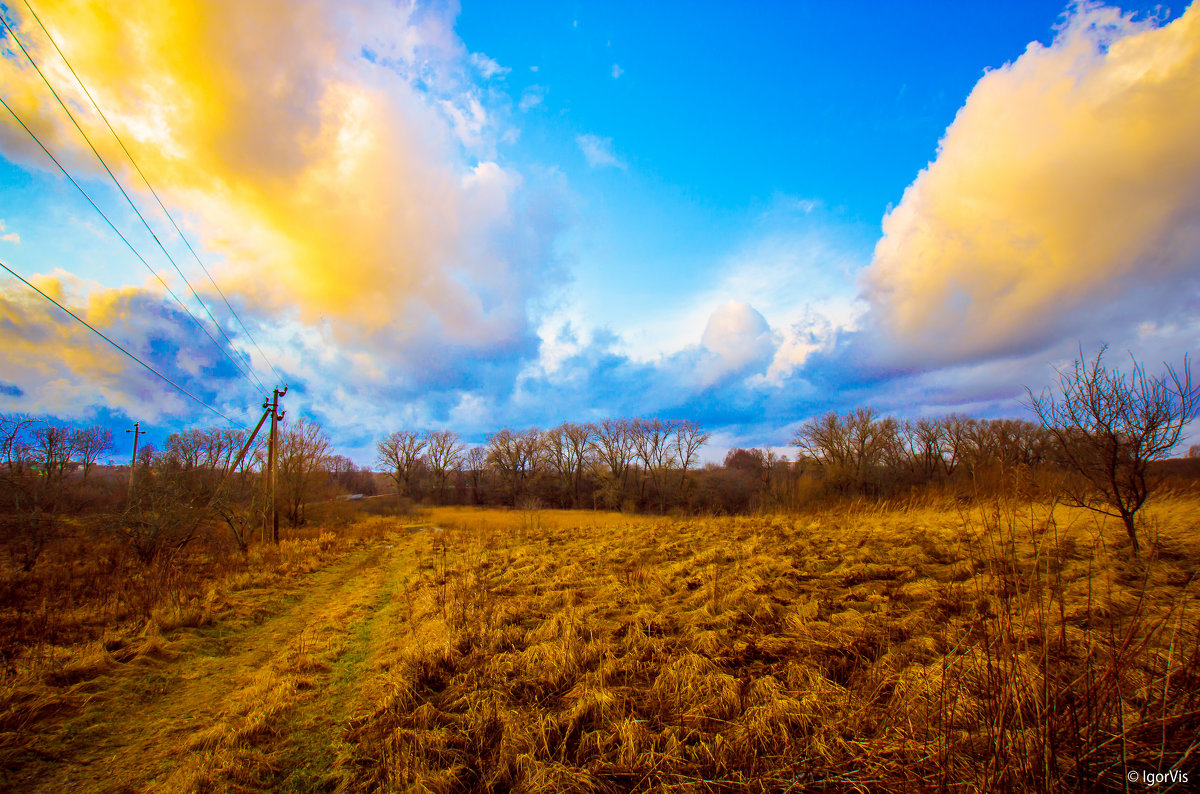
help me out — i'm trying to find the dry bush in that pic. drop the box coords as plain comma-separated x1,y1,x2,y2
339,500,1200,792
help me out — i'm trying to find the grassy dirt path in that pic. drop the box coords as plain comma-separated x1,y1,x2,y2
4,533,422,793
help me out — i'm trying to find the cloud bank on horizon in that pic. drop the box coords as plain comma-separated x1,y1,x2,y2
1,0,1198,459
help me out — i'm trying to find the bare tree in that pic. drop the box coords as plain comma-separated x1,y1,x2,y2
277,417,333,526
1028,346,1199,556
0,415,57,569
563,423,594,507
541,424,574,506
120,451,207,565
71,426,113,479
377,430,427,498
594,418,635,507
672,420,710,500
32,424,76,483
631,418,676,511
486,428,541,506
793,408,894,493
464,447,487,504
425,430,464,503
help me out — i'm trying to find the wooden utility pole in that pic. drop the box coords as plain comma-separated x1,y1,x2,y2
266,386,287,545
125,420,145,497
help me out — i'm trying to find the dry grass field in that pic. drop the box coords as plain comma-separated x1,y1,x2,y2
2,498,1199,791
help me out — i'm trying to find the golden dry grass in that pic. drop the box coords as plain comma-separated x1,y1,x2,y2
2,500,1198,792
0,519,405,790
339,499,1200,792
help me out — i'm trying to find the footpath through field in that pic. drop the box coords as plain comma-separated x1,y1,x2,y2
5,532,422,792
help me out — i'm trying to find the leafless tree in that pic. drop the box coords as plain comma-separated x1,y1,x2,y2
539,423,593,507
793,408,894,493
32,424,76,483
71,426,113,479
425,430,464,503
0,414,58,569
541,424,573,506
911,418,947,478
672,420,710,499
0,413,35,473
277,417,333,526
1187,444,1200,459
563,423,594,507
119,452,207,565
464,447,487,504
486,428,541,506
377,430,427,498
1028,346,1199,556
631,418,676,510
594,418,635,507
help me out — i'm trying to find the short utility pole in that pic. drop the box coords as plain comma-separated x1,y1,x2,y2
125,420,145,497
266,386,287,545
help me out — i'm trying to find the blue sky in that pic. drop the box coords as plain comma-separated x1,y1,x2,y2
1,0,1198,463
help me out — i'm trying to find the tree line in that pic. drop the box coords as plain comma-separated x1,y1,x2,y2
376,418,711,512
0,413,373,569
3,346,1197,566
368,413,1063,516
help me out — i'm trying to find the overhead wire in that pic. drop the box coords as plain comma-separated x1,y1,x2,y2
22,0,286,388
0,258,247,428
0,92,264,416
0,11,271,395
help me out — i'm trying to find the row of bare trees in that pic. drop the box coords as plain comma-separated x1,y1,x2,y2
0,412,372,568
376,419,712,511
0,416,115,569
792,410,1055,495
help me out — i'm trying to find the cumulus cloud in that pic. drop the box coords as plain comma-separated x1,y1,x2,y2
698,301,775,386
861,3,1200,369
576,134,626,169
0,0,565,427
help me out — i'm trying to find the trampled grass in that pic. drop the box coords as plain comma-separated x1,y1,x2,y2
341,498,1200,792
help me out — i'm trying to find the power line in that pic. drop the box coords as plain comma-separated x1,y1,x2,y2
0,11,270,395
0,258,247,428
22,0,285,388
0,93,265,398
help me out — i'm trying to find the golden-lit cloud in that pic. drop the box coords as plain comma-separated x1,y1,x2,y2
0,0,550,370
0,271,250,420
862,4,1200,367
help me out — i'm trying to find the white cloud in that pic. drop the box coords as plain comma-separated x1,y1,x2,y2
860,4,1200,369
469,52,510,80
1,234,19,243
0,0,566,436
611,63,624,79
576,134,626,169
519,85,547,111
698,301,774,385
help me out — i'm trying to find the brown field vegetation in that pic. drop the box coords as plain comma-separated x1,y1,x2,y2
6,495,1195,791
337,499,1200,792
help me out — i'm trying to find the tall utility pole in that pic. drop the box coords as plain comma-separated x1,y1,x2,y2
266,386,287,545
125,420,145,497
